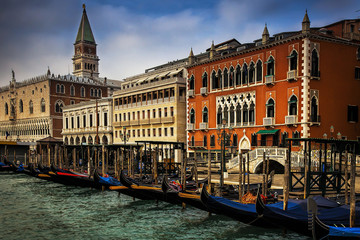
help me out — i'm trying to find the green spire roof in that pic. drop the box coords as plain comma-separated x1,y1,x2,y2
75,5,95,44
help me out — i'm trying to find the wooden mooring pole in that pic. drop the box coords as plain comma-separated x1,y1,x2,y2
345,150,349,205
247,153,250,193
262,151,266,196
208,150,212,194
239,153,243,202
283,143,291,210
350,149,356,227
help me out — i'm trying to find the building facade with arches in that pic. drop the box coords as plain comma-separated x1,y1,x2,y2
62,97,113,146
186,13,360,162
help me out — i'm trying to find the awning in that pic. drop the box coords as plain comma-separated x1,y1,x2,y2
256,129,279,135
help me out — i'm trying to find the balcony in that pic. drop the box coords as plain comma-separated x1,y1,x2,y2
287,70,297,81
199,122,208,130
130,120,139,126
200,87,208,96
140,119,150,125
263,117,274,126
285,115,298,125
161,116,174,123
188,123,195,131
188,89,195,98
150,118,161,124
265,75,275,85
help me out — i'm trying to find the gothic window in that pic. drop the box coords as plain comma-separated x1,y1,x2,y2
310,96,318,122
189,75,195,90
5,102,8,115
88,136,93,145
94,89,98,97
266,98,275,118
217,106,222,125
99,89,102,97
90,88,94,97
202,107,208,123
202,72,208,88
70,85,75,96
249,102,255,124
289,50,298,71
256,60,262,82
251,133,257,146
80,86,85,97
41,98,46,112
311,49,319,77
102,136,108,145
203,135,207,147
266,56,275,76
210,135,215,147
229,66,234,87
281,131,288,147
289,95,298,115
233,134,238,147
190,109,195,124
60,84,65,93
29,100,33,114
243,103,248,125
56,84,60,93
55,100,64,113
76,137,80,145
82,136,86,144
19,100,23,113
236,105,241,125
229,105,235,125
242,63,248,85
292,131,300,146
249,62,255,83
190,136,195,147
70,137,74,145
235,65,241,86
223,105,228,123
64,137,69,145
211,70,218,90
218,69,222,89
223,68,229,88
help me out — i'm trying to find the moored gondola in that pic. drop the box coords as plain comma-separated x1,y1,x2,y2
0,161,11,172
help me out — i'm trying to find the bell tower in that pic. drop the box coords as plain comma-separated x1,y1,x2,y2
72,4,99,78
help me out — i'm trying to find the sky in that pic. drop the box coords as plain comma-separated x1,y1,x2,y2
0,0,358,85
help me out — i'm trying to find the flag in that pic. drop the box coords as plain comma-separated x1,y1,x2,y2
5,131,9,139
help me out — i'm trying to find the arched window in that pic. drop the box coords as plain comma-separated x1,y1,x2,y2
311,49,319,77
249,102,255,125
90,88,94,97
56,84,60,93
251,133,258,146
223,68,229,88
243,103,248,125
212,70,217,89
249,62,255,83
292,131,300,146
281,132,288,147
64,137,69,145
266,56,275,76
55,100,64,113
289,95,298,115
203,135,207,147
88,136,93,145
310,96,318,122
102,135,108,145
190,109,195,124
191,136,195,147
60,84,65,93
189,75,195,90
70,85,75,96
229,67,234,87
99,89,102,97
80,86,85,97
70,137,74,145
217,106,222,125
223,105,228,123
19,100,23,113
202,72,208,88
5,103,8,115
29,100,33,114
81,136,86,144
235,65,241,86
94,89,98,97
217,69,222,89
236,105,241,125
229,105,235,125
256,60,262,82
41,98,46,112
76,137,80,145
233,134,238,147
266,98,275,118
202,107,208,123
289,51,298,71
210,135,215,147
242,63,248,85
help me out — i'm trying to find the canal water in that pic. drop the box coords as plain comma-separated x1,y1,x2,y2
0,173,308,240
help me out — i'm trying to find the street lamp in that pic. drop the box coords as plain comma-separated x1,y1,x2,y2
119,126,131,172
217,118,233,194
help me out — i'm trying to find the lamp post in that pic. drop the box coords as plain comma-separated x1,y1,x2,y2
217,118,233,194
119,126,131,172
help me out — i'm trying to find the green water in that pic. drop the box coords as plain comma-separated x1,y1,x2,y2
0,174,308,240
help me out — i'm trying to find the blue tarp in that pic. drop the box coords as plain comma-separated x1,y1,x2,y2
329,226,360,237
210,195,257,213
0,162,6,166
98,175,122,186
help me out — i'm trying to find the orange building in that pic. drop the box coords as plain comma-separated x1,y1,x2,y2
186,12,360,168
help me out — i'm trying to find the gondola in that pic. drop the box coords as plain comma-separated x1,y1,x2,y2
162,176,207,211
308,197,360,239
0,161,11,172
93,169,122,189
256,190,360,237
200,184,271,226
